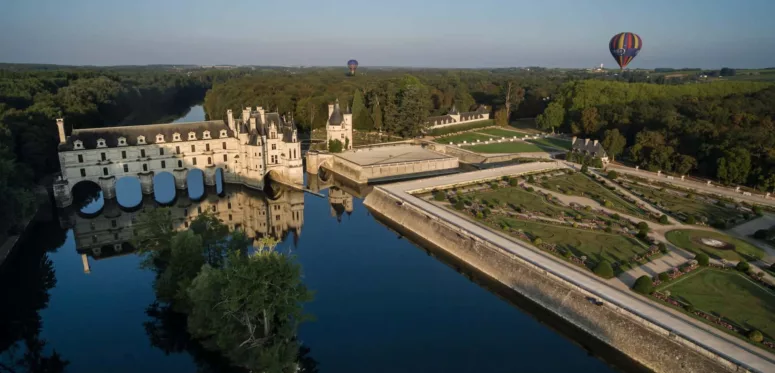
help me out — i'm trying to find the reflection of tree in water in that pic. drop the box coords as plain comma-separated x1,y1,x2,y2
136,209,317,373
0,220,69,373
70,181,103,212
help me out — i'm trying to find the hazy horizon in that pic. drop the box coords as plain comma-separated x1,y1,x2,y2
2,0,774,69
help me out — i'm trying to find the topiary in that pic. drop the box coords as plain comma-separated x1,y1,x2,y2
659,215,669,224
593,261,614,279
736,260,751,273
658,272,670,282
753,205,763,217
532,237,543,246
658,242,668,253
604,200,614,208
748,330,764,343
607,170,618,179
581,164,589,173
685,304,695,313
454,200,465,210
509,178,519,187
685,215,696,224
632,276,654,294
434,191,446,201
695,253,710,266
637,221,649,231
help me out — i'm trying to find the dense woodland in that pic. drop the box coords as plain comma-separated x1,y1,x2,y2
537,80,775,190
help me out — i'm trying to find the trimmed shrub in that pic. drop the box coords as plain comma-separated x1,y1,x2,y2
607,170,618,179
509,178,519,187
637,221,649,231
753,205,763,216
604,200,614,208
581,164,589,173
593,261,614,279
685,304,695,313
659,215,669,224
454,200,465,210
433,191,446,201
658,242,668,253
532,237,543,246
527,175,535,183
748,330,764,343
695,253,710,266
611,213,621,220
685,215,696,224
632,276,654,294
658,272,670,282
736,260,750,272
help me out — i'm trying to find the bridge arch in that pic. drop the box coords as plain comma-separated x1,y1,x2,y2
153,171,177,205
116,176,142,210
71,179,104,217
187,168,205,201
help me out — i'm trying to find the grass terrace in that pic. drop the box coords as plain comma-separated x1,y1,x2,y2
467,142,546,154
477,128,529,138
660,268,775,341
527,137,572,150
665,229,765,261
438,132,497,144
538,172,653,220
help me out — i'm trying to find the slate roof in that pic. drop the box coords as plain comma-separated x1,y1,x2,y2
572,138,607,158
59,120,234,151
328,100,344,126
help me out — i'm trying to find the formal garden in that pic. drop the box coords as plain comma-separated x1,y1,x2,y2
632,257,775,351
611,175,760,228
426,175,666,278
665,229,765,261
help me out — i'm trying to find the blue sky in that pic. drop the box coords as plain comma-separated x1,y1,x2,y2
2,0,774,68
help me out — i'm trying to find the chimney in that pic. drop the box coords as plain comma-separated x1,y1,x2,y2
328,103,334,120
593,140,599,147
256,106,266,124
584,138,590,146
226,109,235,131
249,116,257,132
242,107,250,124
571,136,577,145
56,118,66,144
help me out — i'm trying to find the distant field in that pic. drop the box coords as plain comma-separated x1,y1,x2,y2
661,268,775,339
477,128,528,138
527,137,572,150
438,133,495,144
467,141,545,154
665,229,765,261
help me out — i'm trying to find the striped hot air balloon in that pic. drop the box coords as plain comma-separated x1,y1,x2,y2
609,32,643,70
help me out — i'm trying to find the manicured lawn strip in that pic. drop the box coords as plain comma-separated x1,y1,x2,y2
665,229,765,261
492,215,649,263
661,268,775,339
540,173,649,219
438,133,496,144
468,187,572,217
626,183,741,222
527,137,572,150
476,128,529,138
467,142,545,154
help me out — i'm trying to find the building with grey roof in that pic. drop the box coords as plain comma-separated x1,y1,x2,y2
426,105,490,130
570,137,609,164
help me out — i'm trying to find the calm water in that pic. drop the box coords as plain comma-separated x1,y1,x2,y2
0,106,630,373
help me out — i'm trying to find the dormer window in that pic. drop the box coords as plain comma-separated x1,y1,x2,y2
118,137,127,146
156,134,164,143
137,136,146,144
219,130,227,138
202,131,211,139
96,138,107,148
74,140,84,149
173,133,181,141
188,132,197,140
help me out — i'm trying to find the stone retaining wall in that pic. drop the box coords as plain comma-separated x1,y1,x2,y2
364,188,743,373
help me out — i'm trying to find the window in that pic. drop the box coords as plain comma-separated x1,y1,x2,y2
207,157,212,165
205,143,210,151
173,133,181,141
223,154,227,162
161,160,166,169
188,132,196,140
228,214,233,221
143,164,148,172
114,233,119,240
178,160,182,168
97,139,106,147
103,167,109,176
176,146,180,154
191,145,195,152
137,136,146,144
184,222,189,228
140,149,146,157
74,140,84,149
220,130,227,138
118,137,126,145
101,152,106,161
193,157,197,165
121,151,126,159
341,134,344,139
203,131,211,139
293,149,296,159
123,164,129,172
275,215,280,221
197,206,202,213
271,144,276,150
80,168,86,177
222,142,226,149
111,220,117,228
159,148,164,156
156,134,164,143
211,206,216,212
78,154,83,163
227,202,232,209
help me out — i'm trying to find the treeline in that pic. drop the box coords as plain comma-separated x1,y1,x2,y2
537,80,775,190
0,66,244,234
203,69,569,136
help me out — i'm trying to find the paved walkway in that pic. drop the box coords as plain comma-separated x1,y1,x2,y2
379,164,775,372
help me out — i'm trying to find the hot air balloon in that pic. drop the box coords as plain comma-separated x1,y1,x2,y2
347,59,358,76
609,32,642,70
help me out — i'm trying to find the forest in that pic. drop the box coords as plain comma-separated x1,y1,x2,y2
537,80,775,190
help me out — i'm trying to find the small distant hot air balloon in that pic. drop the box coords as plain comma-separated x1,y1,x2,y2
347,59,358,76
609,32,643,70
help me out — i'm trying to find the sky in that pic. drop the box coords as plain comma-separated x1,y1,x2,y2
1,0,774,69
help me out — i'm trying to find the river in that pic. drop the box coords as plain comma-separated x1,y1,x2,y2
0,105,637,373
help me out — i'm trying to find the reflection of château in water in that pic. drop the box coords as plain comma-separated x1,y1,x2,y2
307,170,373,223
60,184,304,273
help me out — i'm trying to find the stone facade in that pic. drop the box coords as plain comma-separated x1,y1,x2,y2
426,105,490,129
326,99,353,151
53,107,303,207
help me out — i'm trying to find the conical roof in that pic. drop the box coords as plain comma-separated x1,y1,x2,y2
329,99,343,125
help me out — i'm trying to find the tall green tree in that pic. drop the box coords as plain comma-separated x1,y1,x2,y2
351,89,371,130
371,95,383,133
536,102,564,132
601,128,626,161
717,147,751,185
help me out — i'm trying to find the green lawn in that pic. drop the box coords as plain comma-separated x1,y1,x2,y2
539,172,651,219
662,268,775,339
467,141,545,154
527,137,572,150
665,229,765,261
439,133,495,144
508,118,538,131
469,187,571,217
626,183,742,223
476,128,528,138
493,215,649,263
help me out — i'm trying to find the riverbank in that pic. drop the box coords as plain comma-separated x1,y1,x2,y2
363,163,775,373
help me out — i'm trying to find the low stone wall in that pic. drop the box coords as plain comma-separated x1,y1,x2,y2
364,188,744,373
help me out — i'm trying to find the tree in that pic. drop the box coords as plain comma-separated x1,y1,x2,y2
370,95,383,133
695,253,709,266
674,154,697,175
658,272,670,282
632,276,653,294
659,215,669,224
536,102,564,132
607,170,618,179
748,330,764,343
580,164,588,173
685,215,696,224
717,147,751,185
494,109,508,127
658,242,668,253
637,222,649,231
327,139,343,153
580,107,601,134
593,261,614,279
433,191,445,201
351,89,371,130
532,237,543,246
736,260,750,273
601,129,626,161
